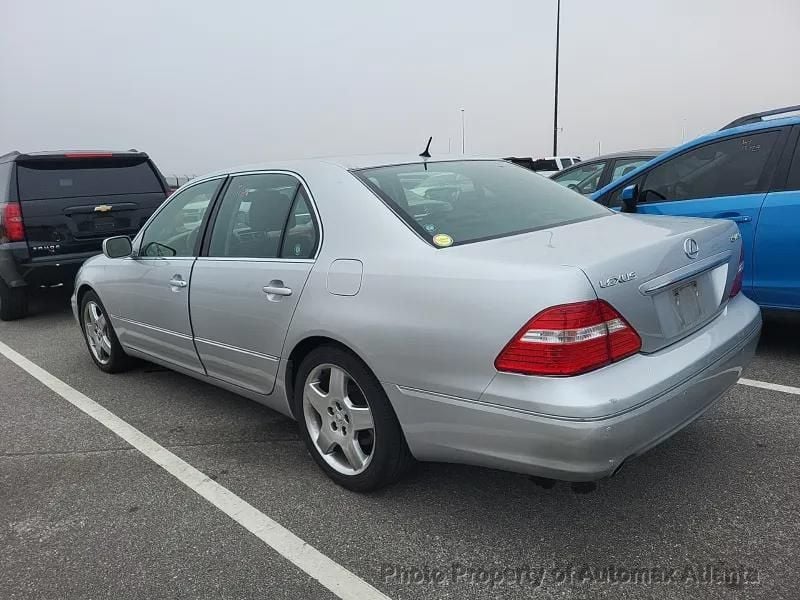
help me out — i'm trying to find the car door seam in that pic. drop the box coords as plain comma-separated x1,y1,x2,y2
186,257,208,376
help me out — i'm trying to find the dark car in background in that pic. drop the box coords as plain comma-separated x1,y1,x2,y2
163,174,196,193
550,149,667,195
0,150,169,320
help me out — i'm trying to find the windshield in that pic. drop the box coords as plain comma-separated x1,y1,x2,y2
355,160,610,247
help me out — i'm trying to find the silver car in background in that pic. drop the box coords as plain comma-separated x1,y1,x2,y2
72,156,761,491
550,148,668,195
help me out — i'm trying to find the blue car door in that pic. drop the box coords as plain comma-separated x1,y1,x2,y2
604,129,785,297
752,128,800,308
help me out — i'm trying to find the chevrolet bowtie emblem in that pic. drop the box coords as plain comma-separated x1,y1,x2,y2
94,205,113,213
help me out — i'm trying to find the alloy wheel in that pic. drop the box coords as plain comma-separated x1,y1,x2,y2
83,301,112,365
302,363,375,475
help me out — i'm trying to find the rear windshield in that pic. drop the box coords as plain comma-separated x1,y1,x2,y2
17,158,163,200
355,160,610,246
531,158,559,171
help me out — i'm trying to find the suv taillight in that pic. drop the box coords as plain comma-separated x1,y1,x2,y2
1,202,25,242
495,300,641,377
730,247,745,298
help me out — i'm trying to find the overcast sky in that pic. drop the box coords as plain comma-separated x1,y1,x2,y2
2,0,798,174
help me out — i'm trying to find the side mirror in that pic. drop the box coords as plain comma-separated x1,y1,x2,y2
620,184,639,213
102,236,132,259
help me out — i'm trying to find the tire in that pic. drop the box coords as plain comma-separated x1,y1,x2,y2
294,345,414,492
0,279,27,321
79,291,134,373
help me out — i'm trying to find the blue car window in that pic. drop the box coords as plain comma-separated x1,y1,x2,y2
638,132,779,203
787,139,800,189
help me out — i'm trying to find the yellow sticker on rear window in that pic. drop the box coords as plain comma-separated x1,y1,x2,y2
432,233,453,247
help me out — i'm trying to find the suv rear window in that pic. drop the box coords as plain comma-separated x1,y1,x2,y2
355,160,610,246
17,158,163,200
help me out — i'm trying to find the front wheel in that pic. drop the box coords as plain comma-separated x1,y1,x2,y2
294,346,414,492
79,291,134,373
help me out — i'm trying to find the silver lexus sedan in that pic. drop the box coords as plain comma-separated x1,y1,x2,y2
72,156,761,491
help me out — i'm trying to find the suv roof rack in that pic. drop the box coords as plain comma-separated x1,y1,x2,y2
720,105,800,130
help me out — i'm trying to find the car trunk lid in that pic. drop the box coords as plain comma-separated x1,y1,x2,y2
450,212,742,353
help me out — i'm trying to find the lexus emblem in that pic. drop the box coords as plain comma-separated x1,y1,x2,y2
684,238,699,259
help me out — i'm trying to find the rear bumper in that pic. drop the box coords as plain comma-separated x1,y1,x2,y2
386,294,761,481
0,247,98,288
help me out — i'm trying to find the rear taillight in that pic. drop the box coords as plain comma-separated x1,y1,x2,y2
495,300,641,377
730,247,744,298
1,203,25,242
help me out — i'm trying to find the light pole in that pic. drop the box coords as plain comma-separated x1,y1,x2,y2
460,109,465,154
552,0,561,156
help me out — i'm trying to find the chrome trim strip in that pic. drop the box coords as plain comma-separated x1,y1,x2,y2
110,315,193,340
194,257,315,264
194,337,280,362
638,251,731,296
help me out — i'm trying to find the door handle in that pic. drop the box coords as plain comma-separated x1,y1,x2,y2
169,276,188,288
715,213,752,223
262,285,292,297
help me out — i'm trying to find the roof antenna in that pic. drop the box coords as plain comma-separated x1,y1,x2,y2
419,136,432,158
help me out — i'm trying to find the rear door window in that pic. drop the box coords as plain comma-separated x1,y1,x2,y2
280,188,319,259
207,173,301,259
17,158,163,200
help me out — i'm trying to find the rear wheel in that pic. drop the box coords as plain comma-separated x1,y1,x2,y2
79,291,134,373
0,280,27,321
294,346,414,492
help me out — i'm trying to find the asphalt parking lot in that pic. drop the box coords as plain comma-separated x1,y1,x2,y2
1,291,799,600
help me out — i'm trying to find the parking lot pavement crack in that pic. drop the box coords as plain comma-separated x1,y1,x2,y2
0,445,135,459
163,437,301,451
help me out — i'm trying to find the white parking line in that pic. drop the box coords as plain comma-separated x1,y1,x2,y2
0,341,390,600
738,378,800,396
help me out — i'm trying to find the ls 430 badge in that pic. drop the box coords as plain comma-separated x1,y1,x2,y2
598,272,637,288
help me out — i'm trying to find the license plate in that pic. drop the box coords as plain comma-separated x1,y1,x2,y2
94,216,115,232
672,280,702,328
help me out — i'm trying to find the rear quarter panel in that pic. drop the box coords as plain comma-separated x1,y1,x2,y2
283,164,597,401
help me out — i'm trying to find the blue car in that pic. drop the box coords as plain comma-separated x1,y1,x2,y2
591,105,800,311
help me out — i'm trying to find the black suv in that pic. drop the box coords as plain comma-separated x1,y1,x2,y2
0,150,170,320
